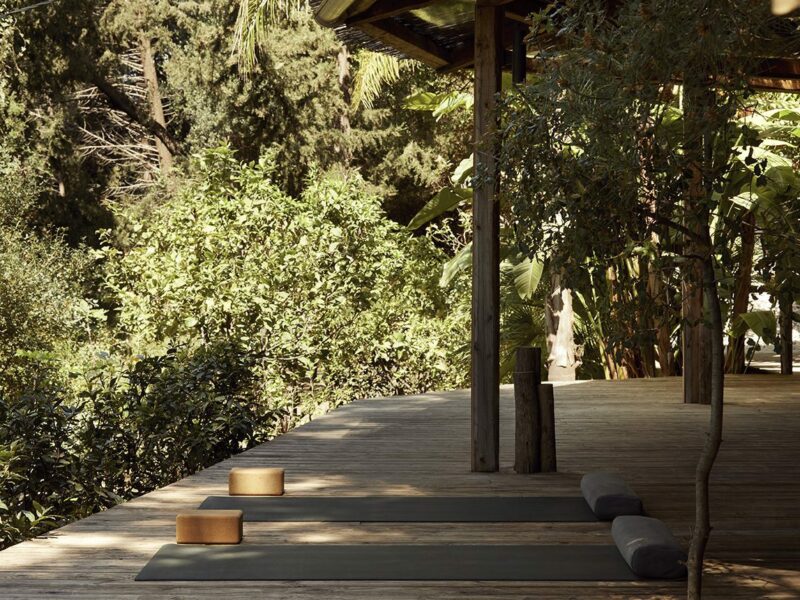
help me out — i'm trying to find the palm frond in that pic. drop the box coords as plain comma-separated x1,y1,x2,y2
351,51,403,110
234,0,309,74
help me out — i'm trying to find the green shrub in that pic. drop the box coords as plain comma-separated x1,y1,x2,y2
102,148,466,410
0,365,74,547
0,342,268,549
76,341,266,498
0,157,98,389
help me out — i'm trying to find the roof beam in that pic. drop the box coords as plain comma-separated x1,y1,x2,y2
357,19,452,68
438,17,520,73
346,0,437,25
504,0,537,23
751,58,800,92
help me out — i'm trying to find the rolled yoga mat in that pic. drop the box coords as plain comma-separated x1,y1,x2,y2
197,496,598,522
136,543,639,581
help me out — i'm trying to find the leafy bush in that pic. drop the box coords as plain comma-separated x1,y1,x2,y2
0,158,98,389
103,148,466,408
0,342,267,549
0,365,74,546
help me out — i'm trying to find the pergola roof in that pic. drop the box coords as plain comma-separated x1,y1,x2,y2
313,0,800,90
312,0,540,71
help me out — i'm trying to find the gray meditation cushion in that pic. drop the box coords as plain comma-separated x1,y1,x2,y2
580,472,643,520
612,516,688,579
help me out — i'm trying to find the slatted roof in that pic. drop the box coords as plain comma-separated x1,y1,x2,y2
312,0,800,90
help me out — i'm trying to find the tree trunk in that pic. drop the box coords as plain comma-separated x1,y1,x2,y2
724,211,755,374
779,292,794,375
545,272,578,381
682,75,712,405
72,48,183,157
336,45,352,164
651,270,677,376
687,256,725,600
638,259,658,377
683,258,711,404
140,36,172,174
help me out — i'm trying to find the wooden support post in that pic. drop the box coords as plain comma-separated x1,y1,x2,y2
471,2,503,473
514,347,541,474
780,293,794,375
538,384,557,472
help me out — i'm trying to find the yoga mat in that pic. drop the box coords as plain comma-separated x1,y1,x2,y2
136,544,639,581
198,496,598,522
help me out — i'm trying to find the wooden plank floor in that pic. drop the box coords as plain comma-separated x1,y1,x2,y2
1,375,798,599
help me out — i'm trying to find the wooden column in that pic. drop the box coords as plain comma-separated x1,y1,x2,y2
471,2,503,472
514,347,541,474
779,293,794,375
538,383,557,472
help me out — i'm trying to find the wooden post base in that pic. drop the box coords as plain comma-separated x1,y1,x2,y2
539,384,557,472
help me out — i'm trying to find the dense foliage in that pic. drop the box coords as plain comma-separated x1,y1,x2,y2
103,149,465,405
0,150,468,548
495,1,800,380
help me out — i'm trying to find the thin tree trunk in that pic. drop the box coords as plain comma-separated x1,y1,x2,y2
639,259,658,377
780,292,794,375
687,256,725,600
652,273,676,376
724,211,755,373
336,45,352,164
655,218,677,376
637,115,660,379
545,272,578,381
603,265,629,379
140,36,172,174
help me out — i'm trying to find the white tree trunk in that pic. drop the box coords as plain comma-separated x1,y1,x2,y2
545,272,578,381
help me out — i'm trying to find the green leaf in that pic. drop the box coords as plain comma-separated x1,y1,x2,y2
451,155,474,186
511,257,544,300
440,242,472,287
763,107,800,122
407,187,471,230
404,91,473,120
350,51,402,110
729,193,756,211
734,310,777,343
403,91,442,111
432,92,474,119
735,146,792,169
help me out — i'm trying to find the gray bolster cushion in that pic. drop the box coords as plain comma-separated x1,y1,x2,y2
612,516,687,579
580,472,643,520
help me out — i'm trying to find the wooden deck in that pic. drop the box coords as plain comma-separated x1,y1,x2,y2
1,375,798,599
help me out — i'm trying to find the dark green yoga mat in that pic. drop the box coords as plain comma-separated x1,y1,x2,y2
198,496,598,522
136,544,638,581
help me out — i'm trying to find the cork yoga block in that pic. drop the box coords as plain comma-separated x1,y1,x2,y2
176,510,243,545
229,467,285,496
